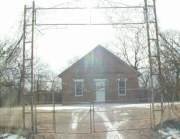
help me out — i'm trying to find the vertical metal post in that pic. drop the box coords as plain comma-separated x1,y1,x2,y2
52,81,56,132
34,74,37,133
89,103,92,133
22,4,27,129
93,102,95,133
144,0,155,128
152,0,164,123
31,1,36,133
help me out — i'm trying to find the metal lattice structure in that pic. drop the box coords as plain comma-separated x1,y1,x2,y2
20,0,164,136
20,1,36,133
144,0,164,128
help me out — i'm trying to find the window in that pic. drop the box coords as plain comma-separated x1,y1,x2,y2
74,79,84,96
118,79,127,96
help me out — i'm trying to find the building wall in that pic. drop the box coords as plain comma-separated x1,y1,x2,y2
62,72,141,104
60,47,143,104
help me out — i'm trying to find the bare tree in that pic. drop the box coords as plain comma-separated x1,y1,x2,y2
108,27,150,88
159,31,180,101
0,35,23,106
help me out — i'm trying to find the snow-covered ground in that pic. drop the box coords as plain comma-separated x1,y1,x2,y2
159,128,180,139
36,103,151,112
0,133,25,139
35,102,180,112
36,105,90,111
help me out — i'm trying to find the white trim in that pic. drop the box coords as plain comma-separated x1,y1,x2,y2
74,79,84,96
117,78,127,96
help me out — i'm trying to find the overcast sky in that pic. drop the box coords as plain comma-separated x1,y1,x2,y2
0,0,180,73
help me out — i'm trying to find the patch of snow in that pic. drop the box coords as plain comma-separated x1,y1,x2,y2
0,133,25,139
34,102,180,112
113,112,129,116
112,103,150,109
36,105,90,112
159,127,180,139
71,112,79,129
35,103,150,112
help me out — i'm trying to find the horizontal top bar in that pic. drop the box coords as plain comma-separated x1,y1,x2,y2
36,6,145,10
35,22,145,26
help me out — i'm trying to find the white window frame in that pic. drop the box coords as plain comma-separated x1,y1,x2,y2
117,78,127,96
74,79,84,96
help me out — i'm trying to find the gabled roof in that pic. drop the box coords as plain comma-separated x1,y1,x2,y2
58,45,140,77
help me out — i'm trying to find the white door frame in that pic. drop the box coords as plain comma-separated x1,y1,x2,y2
94,79,106,102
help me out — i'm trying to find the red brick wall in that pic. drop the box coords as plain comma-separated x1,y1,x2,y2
60,47,141,104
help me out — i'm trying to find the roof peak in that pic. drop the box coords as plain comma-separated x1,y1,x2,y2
58,44,139,77
96,44,103,47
